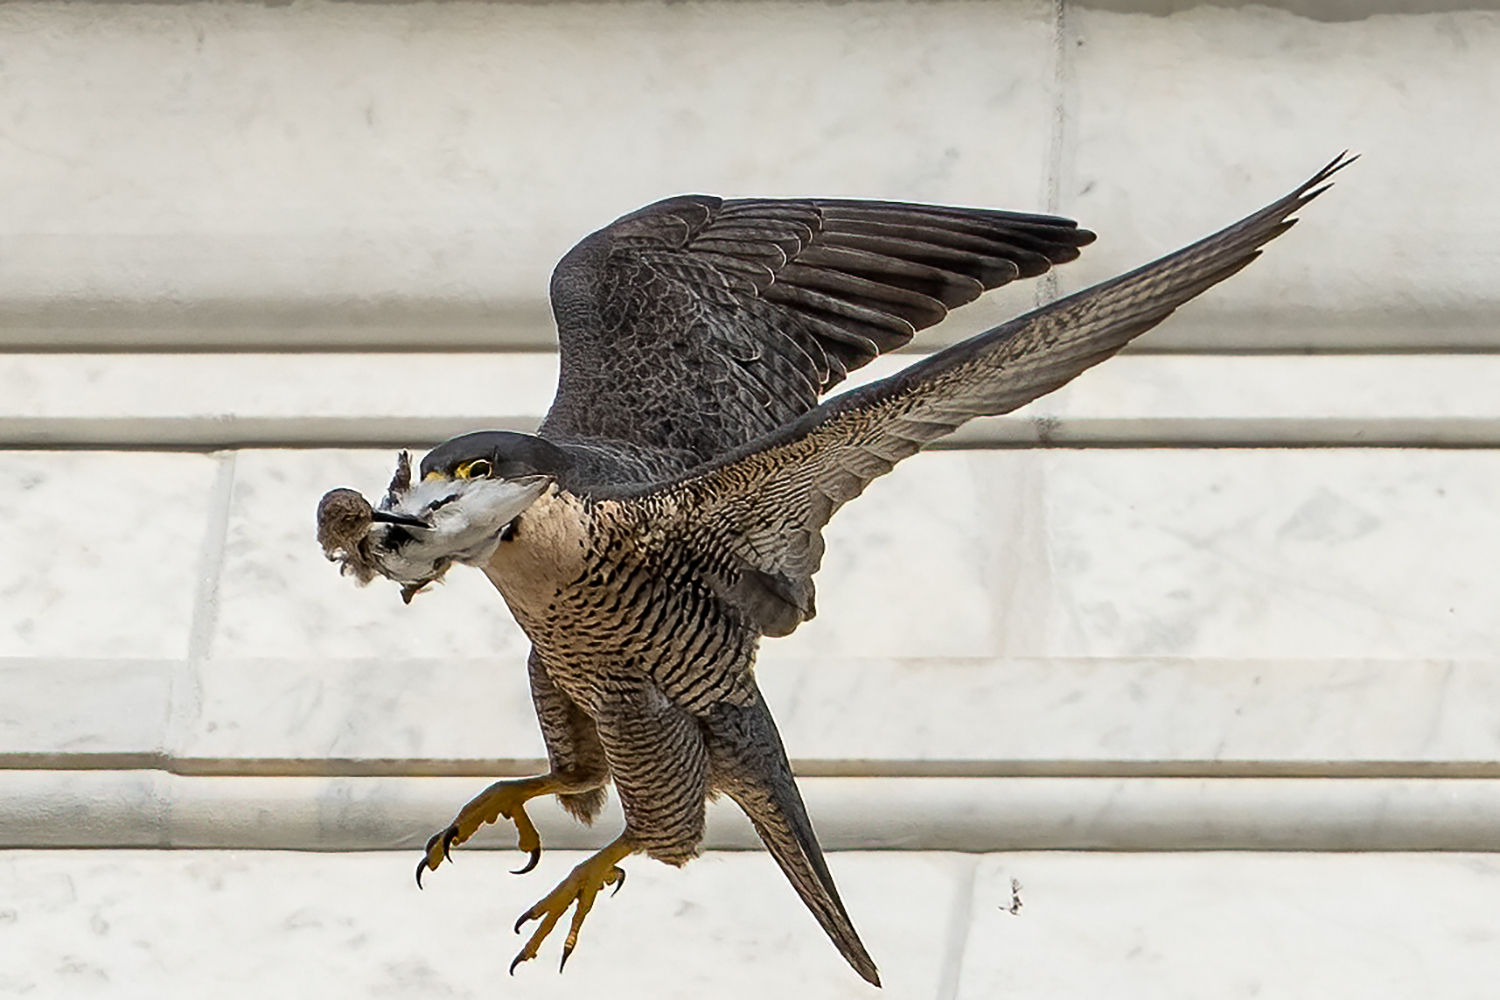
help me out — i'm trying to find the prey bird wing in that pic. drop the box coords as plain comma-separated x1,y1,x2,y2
615,155,1354,635
541,195,1096,466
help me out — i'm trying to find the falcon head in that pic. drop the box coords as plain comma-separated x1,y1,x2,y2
317,430,571,602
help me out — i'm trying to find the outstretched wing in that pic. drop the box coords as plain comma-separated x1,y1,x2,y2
541,195,1095,465
622,154,1354,637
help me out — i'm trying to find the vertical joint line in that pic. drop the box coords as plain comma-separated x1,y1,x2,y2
163,449,235,831
188,450,236,663
935,854,982,1000
1038,0,1070,309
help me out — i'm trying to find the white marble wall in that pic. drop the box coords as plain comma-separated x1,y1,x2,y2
5,850,1499,999
0,0,1057,304
0,452,218,659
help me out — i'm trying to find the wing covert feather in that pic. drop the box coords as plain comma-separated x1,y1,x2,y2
626,155,1353,633
541,194,1095,467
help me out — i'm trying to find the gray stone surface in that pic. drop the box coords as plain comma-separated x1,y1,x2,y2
1061,6,1500,336
204,447,1500,665
177,656,544,766
957,853,1500,999
0,0,1053,305
0,660,173,763
0,452,219,659
11,353,1500,447
1,3,1494,351
782,448,1500,662
149,655,1500,771
0,849,966,998
3,849,1498,998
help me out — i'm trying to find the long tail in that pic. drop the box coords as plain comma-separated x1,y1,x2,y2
706,696,880,987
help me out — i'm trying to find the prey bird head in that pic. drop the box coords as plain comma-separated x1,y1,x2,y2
316,430,571,603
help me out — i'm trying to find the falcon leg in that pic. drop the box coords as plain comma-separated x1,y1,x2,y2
416,773,574,886
511,833,637,974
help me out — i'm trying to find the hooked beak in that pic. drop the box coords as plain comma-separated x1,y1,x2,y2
371,510,431,530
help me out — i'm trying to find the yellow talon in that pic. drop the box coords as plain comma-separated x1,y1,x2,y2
510,835,636,975
414,774,562,887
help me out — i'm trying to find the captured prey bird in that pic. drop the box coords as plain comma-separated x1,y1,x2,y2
316,154,1351,985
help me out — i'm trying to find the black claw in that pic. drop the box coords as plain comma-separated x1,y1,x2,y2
415,857,429,890
610,869,627,897
508,953,525,976
442,828,457,863
514,911,532,935
371,510,431,529
512,847,541,876
559,944,574,973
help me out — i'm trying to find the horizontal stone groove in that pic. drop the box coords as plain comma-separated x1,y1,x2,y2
9,756,1500,780
1,0,1482,8
8,353,1500,449
0,302,561,354
5,310,1496,355
0,416,537,450
9,342,1500,358
0,0,1481,13
6,417,1500,451
1078,0,1494,17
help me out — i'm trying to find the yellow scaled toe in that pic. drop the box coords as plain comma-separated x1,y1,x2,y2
415,775,560,887
510,836,635,974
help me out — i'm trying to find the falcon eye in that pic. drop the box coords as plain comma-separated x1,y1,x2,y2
456,459,493,480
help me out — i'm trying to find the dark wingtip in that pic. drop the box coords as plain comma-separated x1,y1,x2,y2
1298,151,1359,204
1326,149,1360,174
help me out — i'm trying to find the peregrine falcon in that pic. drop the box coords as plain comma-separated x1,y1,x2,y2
317,155,1350,985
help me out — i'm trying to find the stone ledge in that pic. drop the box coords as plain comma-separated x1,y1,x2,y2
7,353,1500,449
9,448,1498,663
6,771,1500,852
12,657,1500,774
3,3,1496,326
0,452,221,660
2,848,958,997
5,301,1496,354
1077,0,1494,22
